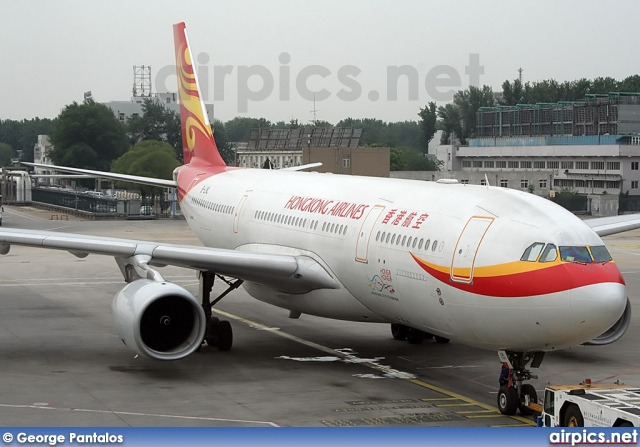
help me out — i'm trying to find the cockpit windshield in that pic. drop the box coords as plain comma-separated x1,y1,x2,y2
520,243,612,264
590,245,613,263
559,246,592,264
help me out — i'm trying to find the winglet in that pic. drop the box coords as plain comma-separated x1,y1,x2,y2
173,22,226,167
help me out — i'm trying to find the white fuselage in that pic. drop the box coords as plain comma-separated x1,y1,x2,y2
178,167,627,352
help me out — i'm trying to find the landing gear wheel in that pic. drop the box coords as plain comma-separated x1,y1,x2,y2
407,328,425,344
391,323,409,340
497,385,519,415
216,320,233,351
391,324,409,340
518,384,538,415
204,317,233,351
434,335,450,344
205,316,220,346
563,404,584,427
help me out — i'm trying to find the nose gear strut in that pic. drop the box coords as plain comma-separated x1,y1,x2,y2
497,350,545,415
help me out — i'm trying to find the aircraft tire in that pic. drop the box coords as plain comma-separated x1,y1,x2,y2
205,316,220,346
216,320,233,351
407,328,425,344
497,385,518,415
518,384,538,415
391,323,409,340
434,335,450,344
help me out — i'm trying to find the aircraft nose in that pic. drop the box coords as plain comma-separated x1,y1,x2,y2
570,283,627,332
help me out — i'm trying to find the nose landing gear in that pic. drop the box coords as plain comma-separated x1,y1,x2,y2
497,350,544,415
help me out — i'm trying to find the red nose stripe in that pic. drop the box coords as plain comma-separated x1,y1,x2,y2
411,253,625,297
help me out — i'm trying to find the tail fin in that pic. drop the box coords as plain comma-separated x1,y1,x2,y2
173,22,226,167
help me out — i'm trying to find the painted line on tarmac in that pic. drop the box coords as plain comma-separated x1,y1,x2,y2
213,308,535,427
0,403,279,426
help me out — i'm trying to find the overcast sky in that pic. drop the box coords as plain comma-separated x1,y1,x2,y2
2,0,638,125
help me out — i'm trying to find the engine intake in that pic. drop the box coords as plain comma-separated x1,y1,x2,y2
112,279,206,360
584,297,632,346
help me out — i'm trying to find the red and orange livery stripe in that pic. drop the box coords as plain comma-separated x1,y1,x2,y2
411,253,625,297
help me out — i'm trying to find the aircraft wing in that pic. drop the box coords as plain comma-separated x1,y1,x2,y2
23,162,177,189
0,228,339,294
584,214,640,237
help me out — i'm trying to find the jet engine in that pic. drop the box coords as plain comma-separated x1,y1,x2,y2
584,297,632,346
112,279,207,360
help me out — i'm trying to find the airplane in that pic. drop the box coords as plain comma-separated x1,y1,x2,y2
1,22,639,416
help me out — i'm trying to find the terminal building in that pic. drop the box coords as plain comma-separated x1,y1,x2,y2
395,93,640,198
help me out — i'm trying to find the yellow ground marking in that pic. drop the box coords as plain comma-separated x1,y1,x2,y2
213,308,536,426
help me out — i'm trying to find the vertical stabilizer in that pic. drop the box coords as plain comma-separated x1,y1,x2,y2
173,22,226,167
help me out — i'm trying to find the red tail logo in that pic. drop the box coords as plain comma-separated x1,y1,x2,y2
173,22,226,167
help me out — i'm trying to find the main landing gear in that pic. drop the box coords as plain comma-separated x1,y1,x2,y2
198,271,243,352
497,350,544,415
390,323,450,345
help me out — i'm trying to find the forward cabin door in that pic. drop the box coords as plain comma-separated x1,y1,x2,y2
450,216,494,284
355,205,385,263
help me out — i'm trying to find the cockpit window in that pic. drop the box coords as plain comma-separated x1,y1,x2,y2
590,245,613,263
559,246,592,264
539,244,558,262
521,242,545,262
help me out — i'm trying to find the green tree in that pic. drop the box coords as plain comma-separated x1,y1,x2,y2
389,147,406,171
224,117,273,142
417,102,437,154
50,102,129,170
437,104,463,144
0,142,14,166
453,85,494,141
386,121,420,150
500,79,525,106
212,120,234,165
401,147,441,171
127,99,182,160
0,118,55,162
111,140,180,197
310,120,333,127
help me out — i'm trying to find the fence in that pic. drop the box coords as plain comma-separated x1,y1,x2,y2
31,188,180,219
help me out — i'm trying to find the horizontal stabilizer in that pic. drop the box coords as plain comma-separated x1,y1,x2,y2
23,162,177,189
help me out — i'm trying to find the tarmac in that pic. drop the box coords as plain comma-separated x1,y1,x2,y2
1,205,639,427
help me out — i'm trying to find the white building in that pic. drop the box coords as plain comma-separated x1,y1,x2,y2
103,92,214,124
429,135,640,196
33,135,55,186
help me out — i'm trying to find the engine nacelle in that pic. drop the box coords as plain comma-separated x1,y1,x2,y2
584,297,632,346
112,279,206,360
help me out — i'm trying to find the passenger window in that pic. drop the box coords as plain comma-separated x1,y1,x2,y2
590,245,613,263
424,239,431,251
560,246,592,264
521,242,545,262
539,244,558,263
391,234,396,244
376,231,381,242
